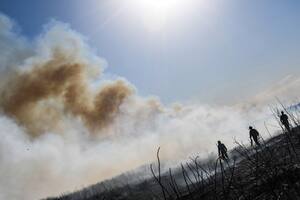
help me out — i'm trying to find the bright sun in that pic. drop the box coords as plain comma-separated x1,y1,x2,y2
128,0,186,31
135,0,180,14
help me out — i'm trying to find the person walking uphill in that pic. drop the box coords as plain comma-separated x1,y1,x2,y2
280,111,291,132
217,141,228,160
249,126,260,146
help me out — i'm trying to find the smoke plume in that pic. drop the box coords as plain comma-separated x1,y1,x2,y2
0,26,133,136
0,13,298,200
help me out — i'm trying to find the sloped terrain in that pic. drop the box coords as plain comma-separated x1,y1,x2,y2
46,127,300,200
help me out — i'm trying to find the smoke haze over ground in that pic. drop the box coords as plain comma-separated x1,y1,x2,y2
0,13,299,200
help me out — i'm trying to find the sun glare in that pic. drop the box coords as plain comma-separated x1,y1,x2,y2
135,0,180,14
127,0,187,31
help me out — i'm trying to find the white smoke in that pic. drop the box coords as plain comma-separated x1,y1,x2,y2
0,13,296,200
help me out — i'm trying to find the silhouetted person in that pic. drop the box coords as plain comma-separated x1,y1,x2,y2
280,111,291,132
217,141,228,160
249,126,260,146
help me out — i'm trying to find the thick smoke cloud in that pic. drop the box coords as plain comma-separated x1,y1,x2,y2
0,18,133,136
0,13,297,200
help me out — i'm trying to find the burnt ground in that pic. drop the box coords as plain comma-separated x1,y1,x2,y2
46,127,300,200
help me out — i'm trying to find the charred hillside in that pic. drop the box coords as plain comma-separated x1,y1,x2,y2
46,127,300,200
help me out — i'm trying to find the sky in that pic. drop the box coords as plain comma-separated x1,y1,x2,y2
1,0,300,104
1,1,300,199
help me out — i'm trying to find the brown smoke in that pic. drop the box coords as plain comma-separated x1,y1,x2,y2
0,50,133,136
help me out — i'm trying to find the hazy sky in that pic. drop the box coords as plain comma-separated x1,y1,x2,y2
1,0,300,104
1,2,300,199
